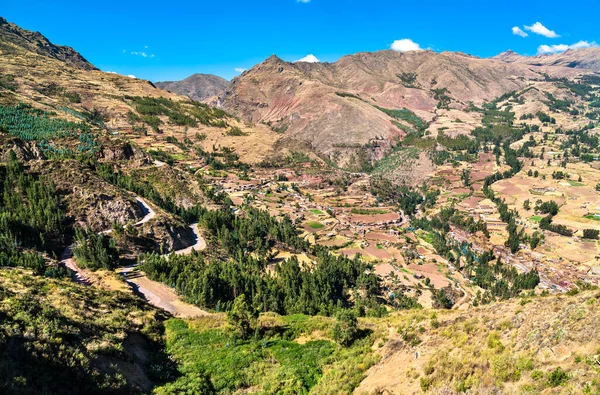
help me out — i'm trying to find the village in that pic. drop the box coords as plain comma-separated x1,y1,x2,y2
199,125,600,309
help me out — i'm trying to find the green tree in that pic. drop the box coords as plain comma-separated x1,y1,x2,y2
461,168,471,187
529,231,543,249
332,310,359,346
227,294,258,340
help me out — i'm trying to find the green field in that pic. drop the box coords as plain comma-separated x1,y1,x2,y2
309,209,325,215
585,214,600,221
350,208,390,215
156,316,378,394
306,221,325,229
567,180,585,186
530,215,543,223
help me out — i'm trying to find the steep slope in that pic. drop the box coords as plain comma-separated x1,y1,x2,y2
356,290,600,394
0,16,96,70
0,17,279,165
155,73,229,101
220,51,544,166
0,268,174,394
494,47,600,71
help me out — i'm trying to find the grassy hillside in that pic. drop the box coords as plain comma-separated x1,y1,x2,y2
0,268,175,394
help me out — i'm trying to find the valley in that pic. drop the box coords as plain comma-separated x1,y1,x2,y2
1,14,600,395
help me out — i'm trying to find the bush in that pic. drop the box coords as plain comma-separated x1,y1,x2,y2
547,367,570,387
226,126,247,136
583,229,599,240
64,91,81,103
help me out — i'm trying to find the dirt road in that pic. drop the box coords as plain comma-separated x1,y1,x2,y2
173,223,206,255
119,265,209,317
60,195,209,317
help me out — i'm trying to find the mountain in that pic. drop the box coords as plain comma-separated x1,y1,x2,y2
0,16,277,257
0,16,96,70
220,50,544,166
493,47,600,71
155,73,229,101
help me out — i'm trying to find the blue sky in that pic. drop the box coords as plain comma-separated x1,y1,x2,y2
3,0,599,81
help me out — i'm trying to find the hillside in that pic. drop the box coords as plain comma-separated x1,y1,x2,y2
1,15,600,395
0,17,96,70
155,73,229,102
3,266,597,394
356,289,600,394
0,268,173,394
219,50,594,168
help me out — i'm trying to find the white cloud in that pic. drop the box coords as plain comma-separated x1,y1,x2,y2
524,22,559,38
390,38,422,52
106,71,117,74
570,40,596,49
234,67,246,73
537,40,597,54
130,51,155,58
295,54,320,63
512,26,528,37
127,75,137,79
297,0,310,3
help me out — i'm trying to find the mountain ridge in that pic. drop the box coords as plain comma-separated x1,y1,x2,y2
155,73,229,102
0,16,97,70
492,47,600,70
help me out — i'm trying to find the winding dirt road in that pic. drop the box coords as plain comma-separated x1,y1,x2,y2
60,196,209,317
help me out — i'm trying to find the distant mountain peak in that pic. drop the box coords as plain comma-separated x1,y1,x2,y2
155,73,229,102
493,47,600,70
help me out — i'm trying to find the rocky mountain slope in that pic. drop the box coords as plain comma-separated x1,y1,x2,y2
494,47,600,71
219,49,595,168
155,73,229,101
0,16,278,165
0,16,96,70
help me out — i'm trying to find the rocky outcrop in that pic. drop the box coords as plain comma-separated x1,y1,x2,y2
140,218,196,254
0,137,45,161
99,140,152,165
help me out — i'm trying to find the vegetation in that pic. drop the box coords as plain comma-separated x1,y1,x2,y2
582,229,599,240
225,126,247,136
155,315,377,394
138,206,382,316
0,104,90,141
0,269,173,394
0,152,65,274
72,227,120,270
125,96,228,131
374,105,428,131
306,220,324,229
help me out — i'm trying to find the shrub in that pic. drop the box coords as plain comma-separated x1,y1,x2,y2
583,229,600,240
547,367,570,387
64,91,81,103
226,126,247,136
